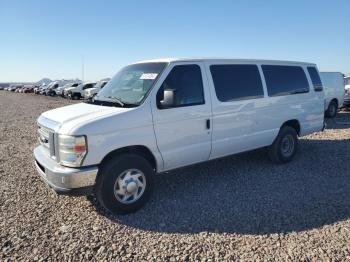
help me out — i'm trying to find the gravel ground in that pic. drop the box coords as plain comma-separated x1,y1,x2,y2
1,91,350,261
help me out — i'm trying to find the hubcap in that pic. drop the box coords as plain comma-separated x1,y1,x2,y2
281,134,295,157
114,169,146,204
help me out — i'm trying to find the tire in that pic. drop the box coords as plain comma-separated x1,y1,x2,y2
268,126,298,164
325,100,338,118
72,93,80,100
95,154,154,215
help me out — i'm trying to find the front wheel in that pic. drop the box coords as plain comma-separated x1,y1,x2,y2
71,93,80,100
268,126,298,164
95,154,154,214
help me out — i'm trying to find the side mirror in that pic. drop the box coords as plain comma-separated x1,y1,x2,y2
160,89,175,108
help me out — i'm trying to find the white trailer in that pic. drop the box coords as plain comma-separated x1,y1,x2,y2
320,72,345,118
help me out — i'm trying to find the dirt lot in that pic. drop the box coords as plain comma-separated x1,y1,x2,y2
1,91,350,261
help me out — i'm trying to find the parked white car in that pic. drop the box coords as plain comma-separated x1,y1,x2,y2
83,80,109,99
57,82,81,97
34,58,325,214
320,72,345,117
34,83,47,94
64,82,96,100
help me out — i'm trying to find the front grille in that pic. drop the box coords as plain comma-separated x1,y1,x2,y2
37,125,56,159
38,126,50,148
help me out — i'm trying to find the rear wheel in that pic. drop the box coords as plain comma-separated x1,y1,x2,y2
95,154,154,214
268,126,298,163
325,100,338,118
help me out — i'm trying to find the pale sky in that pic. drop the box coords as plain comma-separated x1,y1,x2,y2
0,0,349,82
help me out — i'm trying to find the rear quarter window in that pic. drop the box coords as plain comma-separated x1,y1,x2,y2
262,65,309,96
307,67,323,91
210,64,264,102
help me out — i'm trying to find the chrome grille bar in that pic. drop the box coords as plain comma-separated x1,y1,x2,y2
38,125,56,159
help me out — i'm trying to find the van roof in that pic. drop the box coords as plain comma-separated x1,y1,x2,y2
135,57,316,66
320,71,343,74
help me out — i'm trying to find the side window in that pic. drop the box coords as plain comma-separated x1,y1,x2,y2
157,64,204,109
210,64,264,102
307,67,323,91
262,65,309,96
83,84,92,90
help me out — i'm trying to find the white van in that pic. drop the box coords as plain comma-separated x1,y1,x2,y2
34,58,325,214
56,82,81,97
83,80,109,99
320,72,345,117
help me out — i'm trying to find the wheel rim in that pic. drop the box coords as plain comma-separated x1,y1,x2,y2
114,169,146,204
281,134,295,158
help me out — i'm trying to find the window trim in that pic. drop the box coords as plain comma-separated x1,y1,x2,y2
209,64,265,102
261,64,310,97
156,64,205,110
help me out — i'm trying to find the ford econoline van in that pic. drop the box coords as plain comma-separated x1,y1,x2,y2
34,58,325,214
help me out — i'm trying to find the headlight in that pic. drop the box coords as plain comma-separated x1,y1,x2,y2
58,135,87,167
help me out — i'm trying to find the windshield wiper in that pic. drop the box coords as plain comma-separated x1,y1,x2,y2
92,96,139,107
105,96,125,107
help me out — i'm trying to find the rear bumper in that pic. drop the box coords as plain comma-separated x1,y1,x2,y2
33,146,98,195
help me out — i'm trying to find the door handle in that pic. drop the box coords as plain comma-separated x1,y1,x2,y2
206,119,210,129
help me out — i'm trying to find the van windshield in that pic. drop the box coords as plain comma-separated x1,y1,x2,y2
94,62,167,106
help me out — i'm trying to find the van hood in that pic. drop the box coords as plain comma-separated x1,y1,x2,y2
38,102,131,134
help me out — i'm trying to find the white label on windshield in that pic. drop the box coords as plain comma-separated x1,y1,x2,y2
140,73,158,80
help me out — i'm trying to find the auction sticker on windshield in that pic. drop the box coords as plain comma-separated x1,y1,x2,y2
140,73,158,80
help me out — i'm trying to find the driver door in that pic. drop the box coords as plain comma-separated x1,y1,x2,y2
151,62,212,171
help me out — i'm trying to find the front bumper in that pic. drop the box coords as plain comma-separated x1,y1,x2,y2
83,93,92,99
33,146,98,195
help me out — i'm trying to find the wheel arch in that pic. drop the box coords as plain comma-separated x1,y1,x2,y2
280,119,301,136
98,145,158,173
